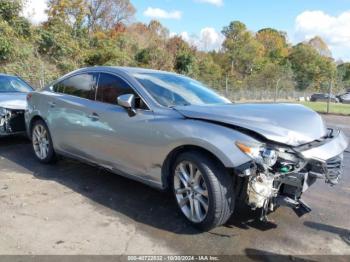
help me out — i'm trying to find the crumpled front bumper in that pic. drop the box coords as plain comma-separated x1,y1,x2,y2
237,128,348,221
296,129,348,185
298,129,348,161
0,107,26,136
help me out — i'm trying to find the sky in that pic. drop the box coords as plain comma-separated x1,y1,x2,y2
22,0,350,61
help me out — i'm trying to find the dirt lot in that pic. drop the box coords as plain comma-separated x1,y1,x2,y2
0,115,349,256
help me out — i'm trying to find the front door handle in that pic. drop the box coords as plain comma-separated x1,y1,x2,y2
48,102,56,108
87,112,99,121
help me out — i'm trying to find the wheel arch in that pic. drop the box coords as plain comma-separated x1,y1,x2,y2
161,145,234,190
28,115,47,137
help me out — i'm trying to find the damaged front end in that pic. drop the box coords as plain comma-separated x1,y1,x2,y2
0,107,26,136
235,128,348,222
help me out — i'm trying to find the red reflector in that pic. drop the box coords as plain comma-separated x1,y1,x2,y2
26,93,32,101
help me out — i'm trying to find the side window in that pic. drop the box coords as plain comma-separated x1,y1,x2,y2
96,73,134,104
52,81,64,93
53,74,98,100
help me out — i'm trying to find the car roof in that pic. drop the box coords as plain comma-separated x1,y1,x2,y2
0,73,17,77
115,66,175,74
77,66,178,76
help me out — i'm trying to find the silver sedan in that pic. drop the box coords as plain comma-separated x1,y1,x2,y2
25,67,348,230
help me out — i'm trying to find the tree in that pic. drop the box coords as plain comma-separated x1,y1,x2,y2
256,28,289,63
195,54,223,89
247,62,294,94
87,0,136,32
175,50,195,75
0,0,344,97
308,36,332,58
222,21,264,77
0,0,30,37
0,20,14,62
148,20,169,40
0,0,22,22
135,46,173,70
47,0,87,35
289,43,336,91
337,63,350,89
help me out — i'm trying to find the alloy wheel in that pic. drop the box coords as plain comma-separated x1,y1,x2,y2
174,161,209,223
32,124,50,160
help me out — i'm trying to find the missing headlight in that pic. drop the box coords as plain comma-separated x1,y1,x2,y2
0,108,26,135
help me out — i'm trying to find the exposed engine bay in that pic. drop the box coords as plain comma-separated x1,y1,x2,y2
0,107,26,136
236,128,346,222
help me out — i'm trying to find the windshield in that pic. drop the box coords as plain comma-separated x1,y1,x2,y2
0,76,33,93
133,72,230,107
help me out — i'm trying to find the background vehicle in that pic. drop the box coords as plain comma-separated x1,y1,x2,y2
310,93,339,103
338,93,350,104
25,67,348,230
0,74,34,136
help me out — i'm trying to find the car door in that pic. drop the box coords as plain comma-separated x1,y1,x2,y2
48,73,100,158
85,72,156,181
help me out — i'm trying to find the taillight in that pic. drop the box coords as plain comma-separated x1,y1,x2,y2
26,93,32,101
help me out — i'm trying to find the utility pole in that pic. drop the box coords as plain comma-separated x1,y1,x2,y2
41,63,45,89
274,78,281,103
226,60,234,99
327,77,333,114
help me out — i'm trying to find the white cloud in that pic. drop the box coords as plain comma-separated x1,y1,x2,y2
198,27,225,50
195,0,223,7
22,0,48,24
175,27,224,51
143,7,182,20
294,10,350,61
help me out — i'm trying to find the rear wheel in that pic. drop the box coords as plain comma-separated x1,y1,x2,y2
31,119,56,164
171,151,235,230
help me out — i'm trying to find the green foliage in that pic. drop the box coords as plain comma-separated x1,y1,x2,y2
222,21,265,76
85,39,124,66
0,0,344,96
135,46,173,70
0,20,15,62
0,0,22,22
11,16,31,37
289,43,336,91
175,51,195,75
337,63,350,87
338,63,350,80
256,28,289,63
0,35,12,61
195,54,223,90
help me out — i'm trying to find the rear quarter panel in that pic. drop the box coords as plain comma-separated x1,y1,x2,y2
25,91,55,139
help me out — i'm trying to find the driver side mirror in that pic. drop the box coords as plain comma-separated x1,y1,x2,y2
117,94,136,117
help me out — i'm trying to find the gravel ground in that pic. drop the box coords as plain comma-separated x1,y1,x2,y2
0,114,349,256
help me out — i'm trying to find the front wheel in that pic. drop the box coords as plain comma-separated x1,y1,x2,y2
171,151,235,230
31,119,56,164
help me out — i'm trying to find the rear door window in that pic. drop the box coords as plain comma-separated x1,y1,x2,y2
53,73,98,100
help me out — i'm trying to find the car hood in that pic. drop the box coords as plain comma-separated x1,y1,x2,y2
174,103,328,146
0,93,28,110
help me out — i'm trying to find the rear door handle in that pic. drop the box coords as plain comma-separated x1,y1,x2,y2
48,102,56,108
87,112,99,121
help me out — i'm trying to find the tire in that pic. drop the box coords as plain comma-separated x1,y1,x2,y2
31,119,56,164
171,151,235,230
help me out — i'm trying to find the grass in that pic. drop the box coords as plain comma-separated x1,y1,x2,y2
300,102,350,116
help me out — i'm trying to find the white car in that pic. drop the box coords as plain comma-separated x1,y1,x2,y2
0,74,34,136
